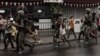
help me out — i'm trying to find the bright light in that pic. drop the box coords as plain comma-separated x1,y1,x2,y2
0,10,5,13
38,10,42,13
10,17,14,21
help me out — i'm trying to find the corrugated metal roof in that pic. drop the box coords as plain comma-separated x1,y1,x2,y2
0,0,100,3
0,0,42,2
64,0,100,4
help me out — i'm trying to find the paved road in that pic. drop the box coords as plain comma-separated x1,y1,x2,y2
0,32,100,56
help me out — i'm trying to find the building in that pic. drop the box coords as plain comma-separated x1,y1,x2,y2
0,0,99,34
0,0,100,18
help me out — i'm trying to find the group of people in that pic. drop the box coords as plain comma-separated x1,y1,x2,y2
0,13,41,54
78,8,98,42
0,4,100,54
53,7,99,47
53,15,76,47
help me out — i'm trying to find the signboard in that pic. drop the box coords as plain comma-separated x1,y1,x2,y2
44,0,63,3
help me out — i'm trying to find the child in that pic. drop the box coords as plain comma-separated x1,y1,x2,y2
30,27,41,43
59,24,70,45
78,19,85,41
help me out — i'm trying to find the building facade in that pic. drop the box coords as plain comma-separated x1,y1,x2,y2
0,0,99,30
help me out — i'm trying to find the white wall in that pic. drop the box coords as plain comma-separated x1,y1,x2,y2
39,19,51,22
39,19,52,29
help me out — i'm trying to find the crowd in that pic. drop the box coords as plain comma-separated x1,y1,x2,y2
0,4,99,54
53,8,98,47
0,4,44,54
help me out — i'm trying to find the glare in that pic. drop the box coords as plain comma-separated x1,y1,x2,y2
0,10,5,13
10,17,14,21
38,10,42,13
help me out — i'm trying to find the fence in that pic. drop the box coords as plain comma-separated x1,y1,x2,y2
34,22,55,37
34,19,81,37
34,22,69,37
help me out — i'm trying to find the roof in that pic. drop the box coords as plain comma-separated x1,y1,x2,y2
0,0,100,7
0,0,42,2
64,0,100,4
0,0,100,4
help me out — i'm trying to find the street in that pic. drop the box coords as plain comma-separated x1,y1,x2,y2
0,33,100,56
0,0,100,56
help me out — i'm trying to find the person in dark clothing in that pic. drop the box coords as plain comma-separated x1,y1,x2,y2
4,33,15,49
15,12,34,54
14,4,28,54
